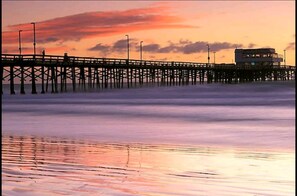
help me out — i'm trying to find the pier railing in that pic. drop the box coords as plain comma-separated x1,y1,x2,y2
2,54,213,68
1,54,295,95
2,54,295,69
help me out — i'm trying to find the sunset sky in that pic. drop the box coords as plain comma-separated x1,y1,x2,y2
2,1,295,65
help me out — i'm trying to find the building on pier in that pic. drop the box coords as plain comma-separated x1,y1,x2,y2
235,48,283,66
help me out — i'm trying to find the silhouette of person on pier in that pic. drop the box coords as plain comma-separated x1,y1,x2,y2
63,53,69,64
42,50,45,62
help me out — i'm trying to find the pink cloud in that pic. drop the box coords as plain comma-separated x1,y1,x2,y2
2,6,195,45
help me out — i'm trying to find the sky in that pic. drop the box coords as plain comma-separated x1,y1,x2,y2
2,1,295,65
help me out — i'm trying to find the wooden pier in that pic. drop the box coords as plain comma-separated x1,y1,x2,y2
1,54,295,94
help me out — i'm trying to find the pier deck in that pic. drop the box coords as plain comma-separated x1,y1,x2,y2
1,54,295,94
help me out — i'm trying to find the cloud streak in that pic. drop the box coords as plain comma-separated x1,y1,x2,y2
2,6,195,45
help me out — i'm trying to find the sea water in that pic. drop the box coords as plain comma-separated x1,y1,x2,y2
2,81,295,195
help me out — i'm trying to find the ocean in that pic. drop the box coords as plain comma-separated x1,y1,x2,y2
2,81,295,195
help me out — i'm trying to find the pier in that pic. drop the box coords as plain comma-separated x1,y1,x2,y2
1,54,295,94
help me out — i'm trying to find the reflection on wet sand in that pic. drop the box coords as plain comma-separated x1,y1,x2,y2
2,134,294,196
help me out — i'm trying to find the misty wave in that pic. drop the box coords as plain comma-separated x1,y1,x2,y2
2,81,295,150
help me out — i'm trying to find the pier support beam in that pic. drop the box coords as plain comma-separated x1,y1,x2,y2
41,65,45,94
10,65,15,95
31,65,37,94
20,66,25,94
72,66,76,92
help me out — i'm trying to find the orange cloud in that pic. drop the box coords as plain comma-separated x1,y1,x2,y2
2,6,195,45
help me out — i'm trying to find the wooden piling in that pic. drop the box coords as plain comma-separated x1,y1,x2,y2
31,65,37,94
10,65,15,94
20,65,25,94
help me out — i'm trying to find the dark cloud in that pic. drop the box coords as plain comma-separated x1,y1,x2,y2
88,39,139,54
113,39,128,50
88,43,111,52
179,39,192,45
88,39,243,56
248,43,257,48
159,45,179,53
142,41,242,54
210,42,242,52
181,42,206,54
39,37,60,43
143,44,160,52
139,43,179,53
112,39,138,52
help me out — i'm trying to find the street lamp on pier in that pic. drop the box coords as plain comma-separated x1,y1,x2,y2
207,44,210,64
125,35,129,61
30,22,37,94
140,41,143,61
283,50,286,65
31,22,36,57
19,29,25,94
213,51,216,64
19,30,23,56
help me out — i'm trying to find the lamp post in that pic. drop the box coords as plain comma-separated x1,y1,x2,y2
284,50,286,65
19,30,23,55
31,22,36,57
207,44,210,64
213,52,216,64
140,41,143,61
125,35,129,61
30,22,37,94
18,30,25,94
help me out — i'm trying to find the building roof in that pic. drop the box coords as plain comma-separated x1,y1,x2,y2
235,48,276,54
